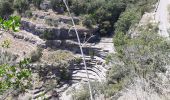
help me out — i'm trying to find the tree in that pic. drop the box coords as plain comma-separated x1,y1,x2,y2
0,0,14,18
114,9,140,33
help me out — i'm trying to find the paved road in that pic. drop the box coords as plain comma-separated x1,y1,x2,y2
155,0,170,37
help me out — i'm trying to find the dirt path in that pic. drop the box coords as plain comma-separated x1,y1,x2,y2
155,0,170,37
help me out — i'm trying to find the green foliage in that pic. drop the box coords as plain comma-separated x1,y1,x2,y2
14,0,29,13
41,50,74,65
93,1,125,35
71,84,90,100
50,0,65,12
82,15,93,28
72,89,90,100
39,50,74,81
40,30,55,40
107,64,127,84
71,81,126,99
0,16,21,32
70,0,89,16
0,57,32,94
113,9,142,56
109,24,170,94
69,0,126,35
122,27,170,77
1,39,11,48
0,16,32,96
0,51,17,66
115,9,140,33
74,57,82,64
0,0,14,18
70,0,157,35
113,31,129,58
89,50,95,59
32,0,43,9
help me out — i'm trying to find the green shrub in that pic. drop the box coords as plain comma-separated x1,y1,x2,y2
107,64,128,84
89,50,95,59
41,50,74,64
50,0,65,12
0,0,14,18
71,81,125,99
1,39,11,48
40,30,55,40
82,15,93,28
70,0,87,16
72,85,90,100
14,0,29,13
70,0,126,35
69,0,157,35
112,23,170,82
0,37,31,96
32,0,43,9
0,51,17,65
75,57,82,64
24,10,33,18
0,15,32,98
30,47,43,62
114,9,140,33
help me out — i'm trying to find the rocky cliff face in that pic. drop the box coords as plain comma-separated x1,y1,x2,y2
21,10,95,40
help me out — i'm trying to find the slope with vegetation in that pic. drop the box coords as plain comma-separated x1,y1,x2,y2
1,0,168,100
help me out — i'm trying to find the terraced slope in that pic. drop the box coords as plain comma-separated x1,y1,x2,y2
6,6,115,99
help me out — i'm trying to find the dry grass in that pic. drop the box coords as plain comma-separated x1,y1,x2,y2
41,49,75,64
0,32,37,61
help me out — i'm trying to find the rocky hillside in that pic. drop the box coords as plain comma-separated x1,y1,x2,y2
0,0,116,100
0,0,163,100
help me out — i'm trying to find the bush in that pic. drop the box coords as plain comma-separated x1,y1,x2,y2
0,58,32,95
70,0,87,16
114,9,140,33
70,0,126,35
50,0,65,13
0,0,14,18
75,57,82,64
107,64,128,84
69,0,157,36
40,30,55,40
112,23,170,82
72,84,90,100
24,10,33,18
41,50,74,64
0,51,17,65
30,47,43,62
82,15,93,28
32,0,43,9
71,81,125,99
14,0,29,13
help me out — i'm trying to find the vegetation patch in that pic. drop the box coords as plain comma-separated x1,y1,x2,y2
41,50,75,65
